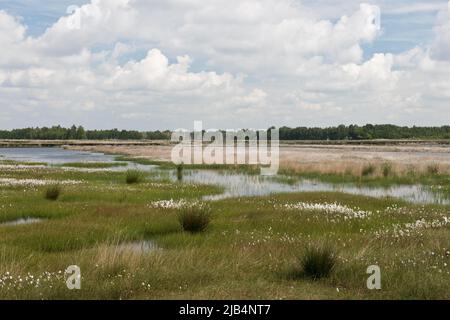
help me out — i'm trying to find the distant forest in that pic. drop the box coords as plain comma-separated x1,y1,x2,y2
0,125,171,140
0,124,449,140
278,124,450,140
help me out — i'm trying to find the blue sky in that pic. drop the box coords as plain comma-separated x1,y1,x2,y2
0,0,87,35
369,11,436,54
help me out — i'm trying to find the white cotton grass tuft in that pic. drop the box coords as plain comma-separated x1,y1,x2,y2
1,218,43,227
0,178,82,187
375,216,450,239
277,202,372,219
0,270,65,290
148,199,207,210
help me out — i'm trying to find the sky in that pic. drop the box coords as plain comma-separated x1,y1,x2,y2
0,0,449,130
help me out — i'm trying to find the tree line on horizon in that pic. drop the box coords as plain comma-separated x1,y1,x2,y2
0,124,449,140
0,125,171,140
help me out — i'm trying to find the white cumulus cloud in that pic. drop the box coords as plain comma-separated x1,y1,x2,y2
0,0,449,129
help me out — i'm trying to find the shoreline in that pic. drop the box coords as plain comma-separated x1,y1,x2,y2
1,139,450,148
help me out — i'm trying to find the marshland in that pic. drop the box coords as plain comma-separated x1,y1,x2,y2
0,142,449,299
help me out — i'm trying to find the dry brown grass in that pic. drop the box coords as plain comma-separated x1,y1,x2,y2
92,243,145,271
280,159,450,177
66,143,450,177
67,145,173,161
279,144,450,177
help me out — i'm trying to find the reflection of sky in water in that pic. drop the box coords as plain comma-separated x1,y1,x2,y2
1,147,448,205
0,147,155,171
181,170,450,205
0,147,116,164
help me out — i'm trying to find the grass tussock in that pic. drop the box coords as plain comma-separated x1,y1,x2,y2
361,164,376,177
381,162,392,177
177,164,184,182
178,206,211,233
427,164,439,175
292,244,337,280
125,170,143,184
44,184,61,201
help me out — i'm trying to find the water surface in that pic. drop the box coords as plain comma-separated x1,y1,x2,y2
1,147,449,205
0,147,153,171
181,170,450,205
0,147,115,164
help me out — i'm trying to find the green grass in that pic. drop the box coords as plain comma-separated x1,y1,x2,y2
59,162,128,169
278,167,450,190
0,163,448,300
115,156,261,174
115,156,169,167
0,159,47,166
